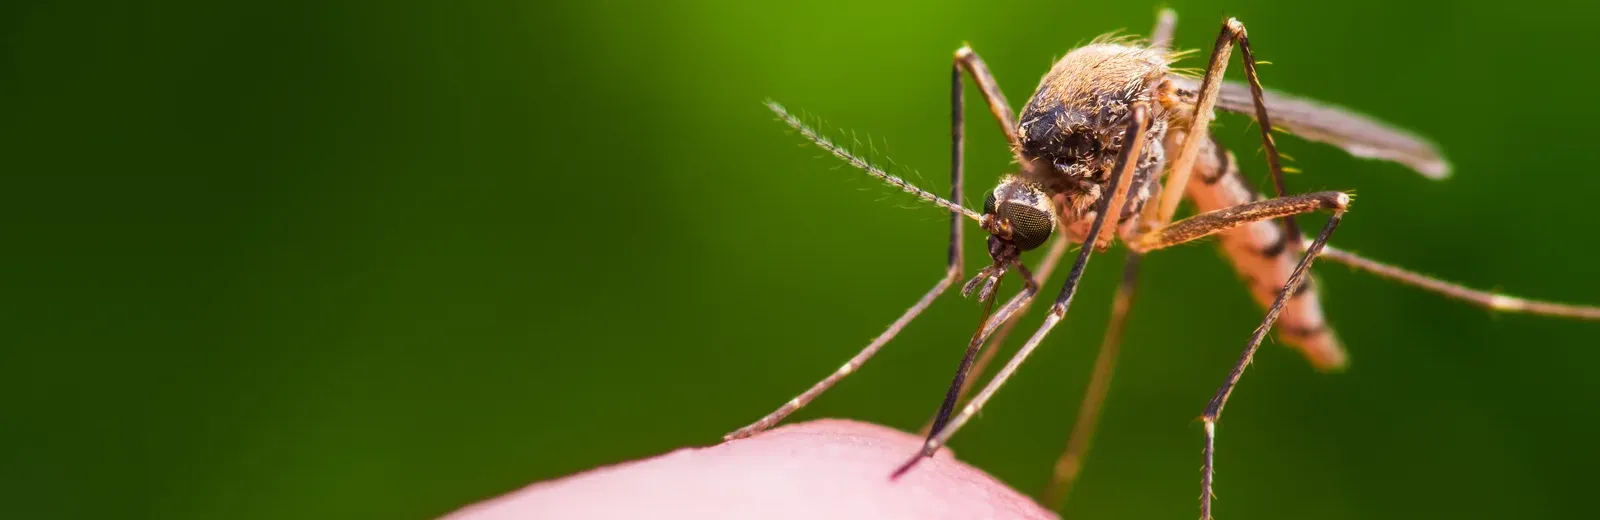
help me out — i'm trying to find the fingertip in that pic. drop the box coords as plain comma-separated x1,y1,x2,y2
445,419,1056,520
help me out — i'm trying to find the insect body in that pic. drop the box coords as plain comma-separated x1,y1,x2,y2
729,10,1600,519
975,38,1355,369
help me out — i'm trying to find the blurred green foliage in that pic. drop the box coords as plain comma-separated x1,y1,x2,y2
4,1,1599,518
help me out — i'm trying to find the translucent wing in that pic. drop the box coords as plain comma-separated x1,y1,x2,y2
1171,77,1451,179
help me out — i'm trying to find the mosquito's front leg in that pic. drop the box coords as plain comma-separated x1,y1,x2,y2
954,45,1021,151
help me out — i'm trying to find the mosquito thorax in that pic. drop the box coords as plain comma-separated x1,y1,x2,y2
1018,116,1104,181
1012,43,1175,248
981,177,1056,259
1022,45,1167,157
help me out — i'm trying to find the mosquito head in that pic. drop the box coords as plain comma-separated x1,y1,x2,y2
982,176,1057,261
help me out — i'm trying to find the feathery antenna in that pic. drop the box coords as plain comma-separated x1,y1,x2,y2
766,100,982,222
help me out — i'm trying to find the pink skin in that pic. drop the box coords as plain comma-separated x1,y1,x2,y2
444,419,1057,520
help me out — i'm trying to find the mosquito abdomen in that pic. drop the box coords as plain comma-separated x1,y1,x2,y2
1185,135,1347,370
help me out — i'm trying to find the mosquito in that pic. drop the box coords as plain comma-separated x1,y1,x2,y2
726,9,1600,518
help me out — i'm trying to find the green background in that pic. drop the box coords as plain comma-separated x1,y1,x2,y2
5,1,1598,518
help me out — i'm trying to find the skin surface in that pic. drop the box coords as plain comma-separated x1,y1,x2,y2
443,419,1057,520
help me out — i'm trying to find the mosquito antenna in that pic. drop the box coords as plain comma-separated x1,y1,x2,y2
766,100,983,223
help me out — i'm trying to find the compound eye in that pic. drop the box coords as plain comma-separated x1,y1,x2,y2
998,202,1054,251
982,190,998,216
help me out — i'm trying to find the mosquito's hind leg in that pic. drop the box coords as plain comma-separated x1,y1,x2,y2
1316,246,1600,319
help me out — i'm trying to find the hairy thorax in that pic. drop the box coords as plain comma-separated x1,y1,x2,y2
1014,42,1180,246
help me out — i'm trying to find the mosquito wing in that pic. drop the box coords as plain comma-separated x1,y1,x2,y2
1171,77,1451,179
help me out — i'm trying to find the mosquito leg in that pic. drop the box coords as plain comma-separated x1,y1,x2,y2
1228,18,1302,248
1130,191,1349,253
1316,245,1600,319
1153,18,1250,227
954,45,1021,151
946,48,969,277
895,102,1152,478
1201,209,1345,520
1041,252,1143,511
725,71,978,441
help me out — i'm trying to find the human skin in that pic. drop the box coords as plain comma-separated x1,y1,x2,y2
443,419,1058,520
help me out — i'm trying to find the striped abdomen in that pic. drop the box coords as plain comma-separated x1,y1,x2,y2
1184,136,1347,370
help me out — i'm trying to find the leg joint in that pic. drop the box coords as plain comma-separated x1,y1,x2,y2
1225,17,1246,38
